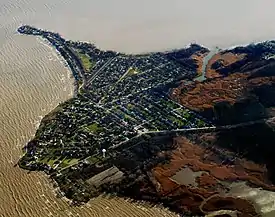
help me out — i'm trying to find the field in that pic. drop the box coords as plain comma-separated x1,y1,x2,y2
86,123,103,134
78,52,94,71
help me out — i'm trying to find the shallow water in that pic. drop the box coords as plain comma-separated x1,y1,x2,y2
1,0,275,216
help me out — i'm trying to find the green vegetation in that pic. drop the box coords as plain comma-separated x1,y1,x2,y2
169,115,185,126
197,119,206,127
166,101,179,110
160,99,179,110
266,54,275,59
59,158,79,168
78,53,94,71
184,112,191,119
127,103,134,110
108,67,142,94
38,156,80,169
38,156,61,167
176,108,190,118
126,67,139,76
38,157,50,164
48,158,59,167
117,67,140,83
78,79,84,87
86,123,103,134
86,155,100,164
124,114,131,120
35,103,68,138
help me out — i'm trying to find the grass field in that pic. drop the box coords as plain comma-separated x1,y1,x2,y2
38,156,60,167
58,158,79,168
86,123,103,134
126,67,139,76
86,155,100,164
169,115,185,126
197,119,206,127
78,53,93,71
118,67,140,82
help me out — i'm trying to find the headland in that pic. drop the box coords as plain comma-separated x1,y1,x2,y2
17,25,275,217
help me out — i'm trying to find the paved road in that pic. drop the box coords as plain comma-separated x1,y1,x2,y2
218,116,275,130
57,155,92,173
144,126,216,135
111,116,275,150
144,116,275,135
110,126,217,150
53,116,275,174
86,57,117,86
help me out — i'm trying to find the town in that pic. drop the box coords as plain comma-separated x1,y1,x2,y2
16,24,275,217
17,25,214,204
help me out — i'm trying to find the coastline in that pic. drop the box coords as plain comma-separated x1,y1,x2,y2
16,25,80,170
36,36,75,95
17,25,83,97
224,39,275,52
16,25,275,217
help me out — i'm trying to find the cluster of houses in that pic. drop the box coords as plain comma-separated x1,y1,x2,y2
18,26,221,204
110,90,209,131
80,51,196,104
19,25,211,177
34,85,209,170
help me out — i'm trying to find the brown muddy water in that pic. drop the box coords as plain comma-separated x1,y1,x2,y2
1,0,275,216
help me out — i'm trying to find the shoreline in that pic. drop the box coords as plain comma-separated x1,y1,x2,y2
16,25,275,217
17,25,84,97
35,36,76,96
16,25,81,172
18,25,275,61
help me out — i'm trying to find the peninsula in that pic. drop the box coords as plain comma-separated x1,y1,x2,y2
18,25,275,217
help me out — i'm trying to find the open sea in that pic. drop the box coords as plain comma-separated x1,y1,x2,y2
1,0,275,216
